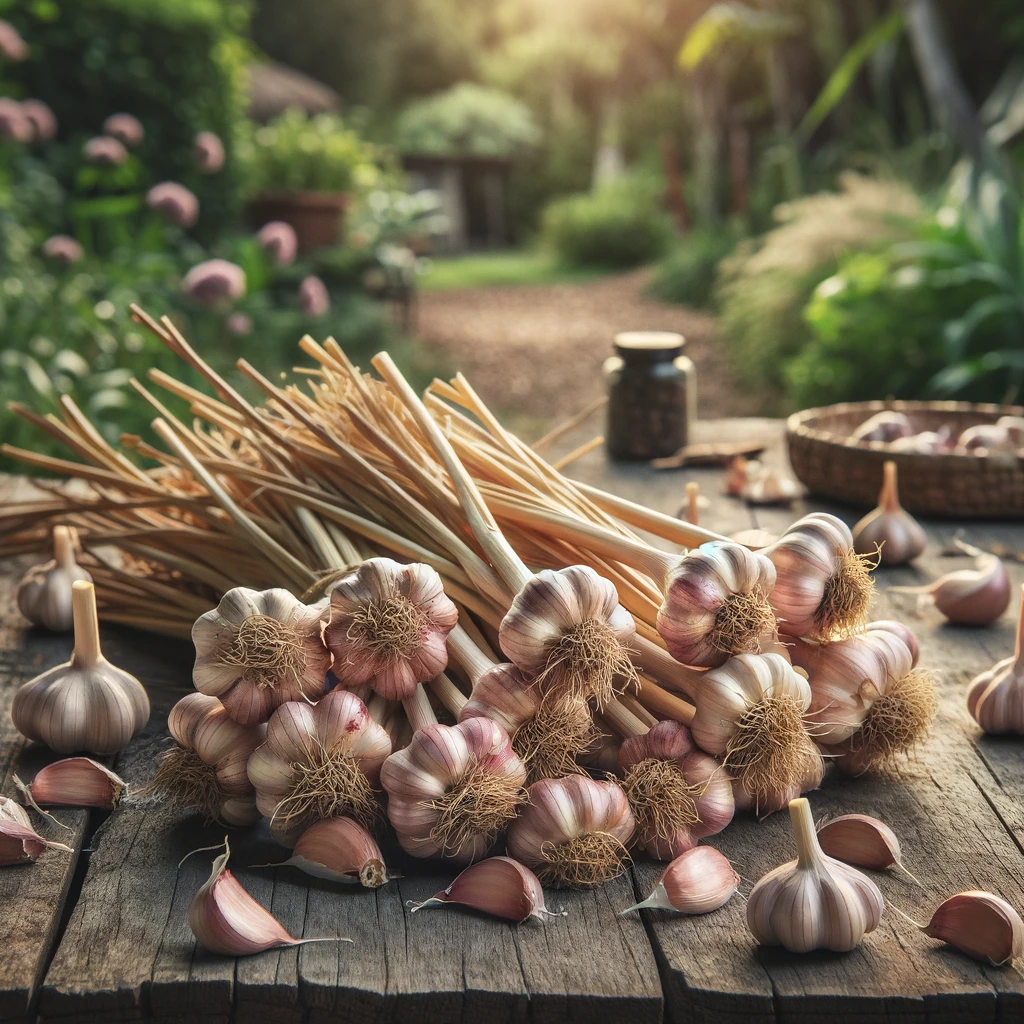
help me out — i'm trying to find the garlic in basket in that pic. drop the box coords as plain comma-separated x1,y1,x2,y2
192,587,331,725
968,585,1024,734
12,580,150,754
850,411,913,444
17,525,92,632
852,461,926,566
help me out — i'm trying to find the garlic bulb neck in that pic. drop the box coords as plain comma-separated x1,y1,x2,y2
71,579,103,669
54,525,76,568
852,461,926,566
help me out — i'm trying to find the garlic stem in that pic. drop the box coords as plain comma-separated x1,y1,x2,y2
790,798,820,870
880,461,899,512
429,672,468,717
448,623,496,683
54,525,75,568
71,580,102,669
602,699,650,739
686,483,700,527
403,684,438,732
635,674,696,726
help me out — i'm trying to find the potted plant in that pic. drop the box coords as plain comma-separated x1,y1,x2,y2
241,109,377,253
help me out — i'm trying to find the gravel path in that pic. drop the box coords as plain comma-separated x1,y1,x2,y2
414,269,757,440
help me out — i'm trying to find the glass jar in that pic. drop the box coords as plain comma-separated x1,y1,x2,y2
603,331,694,460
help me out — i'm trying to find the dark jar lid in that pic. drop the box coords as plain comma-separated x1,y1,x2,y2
613,331,685,364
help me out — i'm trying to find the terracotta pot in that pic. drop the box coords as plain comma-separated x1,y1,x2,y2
249,191,349,254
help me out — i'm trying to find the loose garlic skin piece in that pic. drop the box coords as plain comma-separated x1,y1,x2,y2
325,558,458,700
507,776,635,888
852,461,926,566
968,586,1024,734
247,689,391,846
747,798,883,953
618,720,735,860
657,542,777,668
192,588,331,726
766,513,875,641
381,717,526,863
12,580,150,755
17,525,91,632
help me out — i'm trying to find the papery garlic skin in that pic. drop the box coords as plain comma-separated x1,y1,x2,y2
618,720,734,860
17,525,91,632
381,717,526,862
412,856,552,922
853,461,926,566
325,558,458,700
192,587,330,725
747,798,883,953
621,846,739,915
968,585,1024,734
247,689,391,845
657,542,777,668
924,891,1024,965
506,775,635,888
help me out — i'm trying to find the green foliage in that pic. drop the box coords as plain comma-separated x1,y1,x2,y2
540,176,673,269
647,226,743,308
238,109,381,196
679,3,799,71
419,250,604,291
6,0,249,234
394,83,540,160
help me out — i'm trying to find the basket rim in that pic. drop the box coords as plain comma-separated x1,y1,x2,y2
786,399,1024,466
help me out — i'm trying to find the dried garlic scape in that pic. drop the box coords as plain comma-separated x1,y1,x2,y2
17,757,125,810
921,891,1024,965
688,653,823,815
17,525,91,632
12,580,150,755
968,585,1024,734
190,837,349,956
260,817,388,887
620,846,739,915
506,775,635,888
247,688,391,845
192,587,331,726
852,461,926,566
747,798,883,953
615,715,734,860
324,558,458,700
765,513,876,641
149,693,263,825
410,856,558,922
890,546,1010,626
816,814,920,883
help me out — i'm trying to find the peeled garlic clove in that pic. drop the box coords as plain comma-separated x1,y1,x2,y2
967,585,1024,735
746,797,883,953
923,891,1024,965
16,525,92,632
816,814,918,881
853,462,926,566
190,837,348,955
620,846,739,915
19,757,125,809
411,856,554,922
891,553,1010,625
0,819,73,866
850,411,913,444
12,580,150,755
267,817,388,887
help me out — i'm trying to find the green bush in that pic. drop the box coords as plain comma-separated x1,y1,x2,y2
540,177,673,269
6,0,249,235
647,227,742,308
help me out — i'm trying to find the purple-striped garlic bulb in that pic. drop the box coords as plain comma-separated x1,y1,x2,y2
968,586,1024,735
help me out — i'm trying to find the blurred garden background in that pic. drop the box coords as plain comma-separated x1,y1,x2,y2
2,0,1023,462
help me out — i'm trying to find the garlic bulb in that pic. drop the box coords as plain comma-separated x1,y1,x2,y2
263,817,388,887
247,689,391,845
852,461,926,565
888,429,953,454
506,775,635,888
17,525,92,632
12,580,150,754
817,814,918,881
324,558,458,700
688,653,823,814
850,411,913,444
657,541,777,668
766,513,875,641
968,585,1024,734
192,587,330,725
381,716,526,862
747,797,883,952
620,846,740,915
891,549,1010,625
149,692,263,825
410,856,556,922
618,719,734,860
958,423,1016,454
922,891,1024,965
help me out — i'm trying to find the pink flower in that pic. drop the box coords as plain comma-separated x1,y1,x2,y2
194,131,225,174
298,275,330,317
183,259,246,307
226,313,252,336
0,99,30,143
41,235,84,265
20,99,57,142
0,20,29,61
146,181,199,228
83,135,128,166
256,221,298,266
102,113,144,147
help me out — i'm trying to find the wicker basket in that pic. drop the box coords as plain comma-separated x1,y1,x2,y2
786,400,1024,518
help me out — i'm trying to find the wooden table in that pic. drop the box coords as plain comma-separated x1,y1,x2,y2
3,418,1024,1024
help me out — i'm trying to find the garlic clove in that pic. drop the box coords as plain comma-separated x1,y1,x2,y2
816,814,919,882
850,411,913,444
923,891,1024,965
17,525,92,632
967,585,1024,734
18,757,125,809
620,846,739,915
0,796,32,828
853,461,926,566
190,837,349,955
996,415,1024,447
410,856,555,922
264,816,388,887
891,553,1010,626
0,818,74,866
